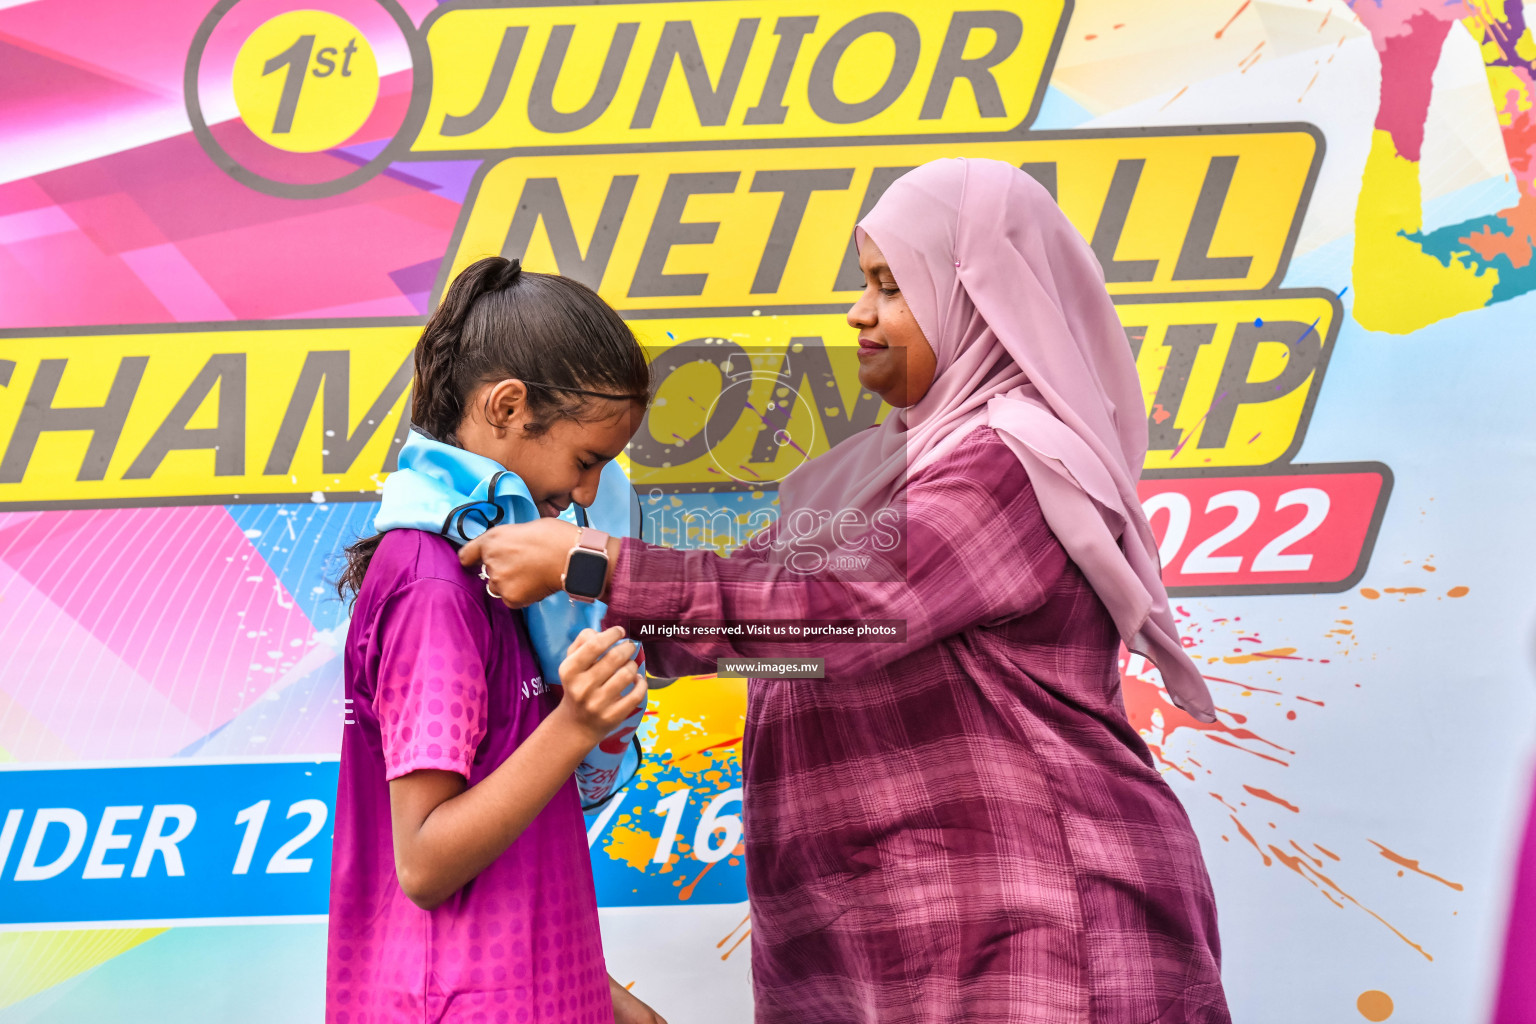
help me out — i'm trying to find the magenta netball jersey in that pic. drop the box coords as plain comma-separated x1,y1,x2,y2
326,529,611,1024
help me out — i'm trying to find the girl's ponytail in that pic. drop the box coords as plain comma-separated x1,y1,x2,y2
335,256,649,601
413,257,523,443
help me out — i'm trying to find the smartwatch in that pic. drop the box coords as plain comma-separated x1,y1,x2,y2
562,526,610,603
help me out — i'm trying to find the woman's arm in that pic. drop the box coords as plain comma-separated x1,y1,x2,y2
388,625,645,909
464,435,1068,679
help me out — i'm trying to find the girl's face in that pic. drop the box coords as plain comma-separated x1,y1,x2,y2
457,383,644,517
846,237,937,408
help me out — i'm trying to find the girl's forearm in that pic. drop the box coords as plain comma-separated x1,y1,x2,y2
392,707,597,909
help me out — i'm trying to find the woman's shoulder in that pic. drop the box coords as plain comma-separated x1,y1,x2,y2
957,423,1017,458
362,529,477,599
909,425,1047,523
917,425,1031,490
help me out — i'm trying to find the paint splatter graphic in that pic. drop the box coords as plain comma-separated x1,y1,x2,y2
586,675,749,907
1358,988,1396,1021
1123,598,1463,962
717,912,752,961
1353,0,1536,332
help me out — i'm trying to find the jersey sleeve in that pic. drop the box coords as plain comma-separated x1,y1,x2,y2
373,578,492,781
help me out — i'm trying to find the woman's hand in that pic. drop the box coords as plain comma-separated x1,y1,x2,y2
458,519,573,608
552,626,648,746
609,975,668,1024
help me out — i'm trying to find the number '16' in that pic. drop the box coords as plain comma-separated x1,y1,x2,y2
651,788,743,865
232,799,328,874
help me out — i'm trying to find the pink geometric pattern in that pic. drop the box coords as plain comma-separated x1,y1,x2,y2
0,129,461,327
0,0,458,329
0,557,200,759
120,242,236,321
0,507,313,758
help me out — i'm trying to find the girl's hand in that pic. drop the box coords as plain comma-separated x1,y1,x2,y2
609,975,668,1024
459,519,572,608
554,626,647,745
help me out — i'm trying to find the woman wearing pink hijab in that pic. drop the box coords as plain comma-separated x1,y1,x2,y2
464,158,1230,1023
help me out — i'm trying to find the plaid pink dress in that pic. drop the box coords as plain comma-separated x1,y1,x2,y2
605,428,1229,1023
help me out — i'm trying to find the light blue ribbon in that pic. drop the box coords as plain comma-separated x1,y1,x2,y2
374,428,643,809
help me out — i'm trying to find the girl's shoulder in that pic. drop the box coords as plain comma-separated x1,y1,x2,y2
361,529,476,602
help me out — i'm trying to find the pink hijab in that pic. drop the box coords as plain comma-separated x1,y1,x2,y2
777,157,1216,723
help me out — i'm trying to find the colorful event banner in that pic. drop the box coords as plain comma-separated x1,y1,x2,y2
0,759,339,929
0,1,1533,1022
0,750,746,928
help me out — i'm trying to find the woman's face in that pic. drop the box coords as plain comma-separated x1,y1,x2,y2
847,237,938,408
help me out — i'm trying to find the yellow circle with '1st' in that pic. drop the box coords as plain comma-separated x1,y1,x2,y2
232,10,379,153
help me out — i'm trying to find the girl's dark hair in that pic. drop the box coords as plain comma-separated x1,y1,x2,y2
336,257,651,600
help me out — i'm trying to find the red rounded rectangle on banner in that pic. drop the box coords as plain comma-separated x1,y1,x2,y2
1138,463,1392,596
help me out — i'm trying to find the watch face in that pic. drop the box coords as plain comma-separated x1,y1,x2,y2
564,548,608,598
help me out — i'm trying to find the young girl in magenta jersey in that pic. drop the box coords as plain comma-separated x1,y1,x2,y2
328,257,667,1024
